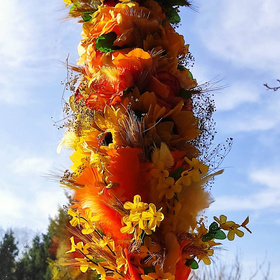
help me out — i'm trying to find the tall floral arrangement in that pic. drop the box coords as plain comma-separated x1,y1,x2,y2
54,0,251,279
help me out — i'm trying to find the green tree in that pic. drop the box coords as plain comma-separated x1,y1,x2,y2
14,204,70,280
15,234,51,280
0,229,19,280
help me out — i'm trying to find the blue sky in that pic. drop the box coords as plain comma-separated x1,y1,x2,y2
0,0,279,279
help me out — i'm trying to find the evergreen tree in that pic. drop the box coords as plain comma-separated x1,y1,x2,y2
0,230,19,280
14,204,70,280
15,234,51,280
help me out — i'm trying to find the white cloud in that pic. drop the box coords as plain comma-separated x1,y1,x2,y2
0,2,32,67
214,84,260,111
196,0,280,75
0,0,79,104
0,146,68,230
0,1,40,103
250,168,280,189
0,188,23,219
35,188,68,222
211,167,280,211
216,92,280,133
0,178,68,231
11,156,53,175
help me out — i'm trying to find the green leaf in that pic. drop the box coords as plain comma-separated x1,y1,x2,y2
171,167,184,180
191,259,199,269
144,267,155,274
171,0,190,6
69,3,81,13
82,12,92,22
178,64,187,71
209,222,219,232
214,230,226,240
166,7,181,24
123,87,134,94
188,70,194,79
92,258,106,263
179,88,192,100
185,258,199,269
95,32,118,53
162,0,190,7
202,232,215,242
96,229,105,236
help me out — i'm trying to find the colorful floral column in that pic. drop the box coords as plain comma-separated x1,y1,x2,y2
55,0,251,279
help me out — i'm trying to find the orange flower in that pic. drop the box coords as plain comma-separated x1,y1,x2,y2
80,1,164,47
112,48,153,78
80,48,153,110
121,89,199,155
142,22,186,73
145,72,181,105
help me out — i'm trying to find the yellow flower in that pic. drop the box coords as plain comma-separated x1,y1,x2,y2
68,105,132,174
121,196,161,239
185,157,208,171
152,143,174,170
176,157,209,187
151,161,169,182
120,216,135,234
196,222,208,236
214,215,232,230
142,204,164,231
151,143,174,185
79,209,99,234
57,130,79,154
63,0,77,7
68,208,80,227
81,223,95,235
99,236,115,253
125,212,152,236
75,258,92,273
115,246,128,273
84,208,99,222
66,237,77,254
66,237,90,254
141,264,175,280
182,157,209,182
227,227,244,241
129,212,148,232
175,173,191,187
157,177,182,200
123,195,148,214
93,105,128,150
75,257,106,276
136,222,152,238
197,248,214,265
214,215,244,241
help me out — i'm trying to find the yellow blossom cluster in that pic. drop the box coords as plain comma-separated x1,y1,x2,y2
214,215,252,241
121,195,164,240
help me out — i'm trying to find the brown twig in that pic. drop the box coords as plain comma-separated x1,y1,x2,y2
264,79,280,91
